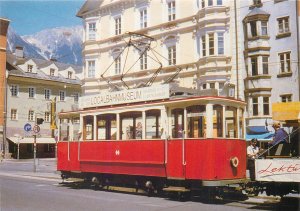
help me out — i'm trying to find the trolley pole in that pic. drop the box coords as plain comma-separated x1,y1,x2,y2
33,134,37,172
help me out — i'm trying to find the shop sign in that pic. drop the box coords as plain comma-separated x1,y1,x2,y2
79,84,170,109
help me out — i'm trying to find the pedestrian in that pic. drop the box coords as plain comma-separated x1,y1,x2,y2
268,121,288,147
0,150,4,162
247,138,259,181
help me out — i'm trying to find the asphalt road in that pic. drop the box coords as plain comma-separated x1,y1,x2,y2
0,159,299,211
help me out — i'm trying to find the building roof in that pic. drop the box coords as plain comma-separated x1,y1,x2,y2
76,0,104,17
245,7,269,18
6,53,82,86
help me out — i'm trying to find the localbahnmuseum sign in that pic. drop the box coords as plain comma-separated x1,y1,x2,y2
255,159,300,182
79,84,170,109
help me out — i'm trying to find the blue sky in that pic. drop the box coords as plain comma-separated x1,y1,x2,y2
0,0,85,35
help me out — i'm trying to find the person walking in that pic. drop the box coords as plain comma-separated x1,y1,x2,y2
0,150,4,162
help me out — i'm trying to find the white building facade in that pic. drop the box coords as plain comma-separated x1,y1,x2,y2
77,0,244,100
240,0,300,136
6,50,82,158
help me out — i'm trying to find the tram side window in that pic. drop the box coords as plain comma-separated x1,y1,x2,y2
213,105,223,138
72,117,80,141
121,112,142,140
225,106,237,138
187,105,206,138
146,110,161,139
171,108,184,138
60,118,69,141
84,116,93,140
97,114,117,140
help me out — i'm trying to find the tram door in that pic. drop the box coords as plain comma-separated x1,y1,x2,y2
167,109,186,179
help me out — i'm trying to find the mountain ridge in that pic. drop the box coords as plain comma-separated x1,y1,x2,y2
7,25,83,66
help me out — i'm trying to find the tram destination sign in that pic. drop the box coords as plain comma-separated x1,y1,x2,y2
79,84,170,109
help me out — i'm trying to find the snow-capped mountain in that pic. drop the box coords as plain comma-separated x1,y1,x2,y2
7,26,83,66
7,27,45,60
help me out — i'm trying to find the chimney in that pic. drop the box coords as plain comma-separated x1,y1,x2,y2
15,46,24,58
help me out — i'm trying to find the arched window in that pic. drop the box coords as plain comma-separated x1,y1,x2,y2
187,105,206,138
225,106,237,138
213,105,223,138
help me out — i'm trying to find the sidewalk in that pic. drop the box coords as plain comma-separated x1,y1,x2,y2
0,158,62,181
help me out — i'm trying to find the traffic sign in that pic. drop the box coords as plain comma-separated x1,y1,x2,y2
24,123,32,132
33,125,40,133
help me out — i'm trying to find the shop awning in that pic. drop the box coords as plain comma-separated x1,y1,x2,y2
272,102,300,122
246,126,274,141
8,137,56,144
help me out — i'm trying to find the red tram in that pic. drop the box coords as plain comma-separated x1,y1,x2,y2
57,84,247,195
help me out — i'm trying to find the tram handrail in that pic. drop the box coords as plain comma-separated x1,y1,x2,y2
182,130,186,166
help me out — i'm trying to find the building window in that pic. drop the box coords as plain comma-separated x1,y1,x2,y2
168,1,176,21
263,97,269,115
27,65,33,73
209,83,215,89
50,68,55,76
115,17,121,35
261,21,268,36
44,89,51,100
45,112,50,122
11,109,17,120
10,85,18,96
208,33,214,55
217,0,222,5
28,110,34,121
278,16,290,34
202,84,207,89
68,71,72,79
201,0,205,8
28,87,35,98
262,56,269,74
88,60,95,78
168,45,176,65
140,52,148,70
115,57,121,74
250,21,257,37
281,94,292,102
251,57,258,76
217,32,224,55
252,97,258,116
74,93,79,103
208,0,213,6
140,9,147,28
59,91,65,101
88,22,96,40
279,52,291,73
201,35,206,57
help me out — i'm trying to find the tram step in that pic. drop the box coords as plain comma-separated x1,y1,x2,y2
163,186,190,192
104,186,146,194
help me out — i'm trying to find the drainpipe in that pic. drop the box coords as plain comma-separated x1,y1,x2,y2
296,0,300,101
234,0,240,100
